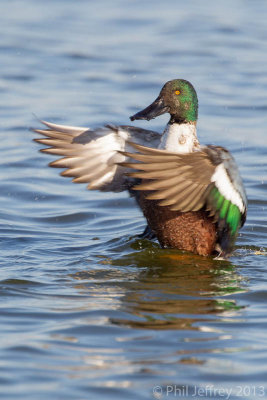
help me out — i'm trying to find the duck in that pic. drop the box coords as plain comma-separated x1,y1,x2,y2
34,79,247,258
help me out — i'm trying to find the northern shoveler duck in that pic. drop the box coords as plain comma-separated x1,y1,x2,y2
34,79,247,257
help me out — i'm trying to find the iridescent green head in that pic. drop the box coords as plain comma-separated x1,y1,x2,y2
130,79,198,124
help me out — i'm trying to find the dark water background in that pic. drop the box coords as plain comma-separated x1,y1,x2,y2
0,1,267,399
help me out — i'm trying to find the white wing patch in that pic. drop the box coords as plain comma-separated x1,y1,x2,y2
62,128,130,190
211,163,245,212
34,121,161,192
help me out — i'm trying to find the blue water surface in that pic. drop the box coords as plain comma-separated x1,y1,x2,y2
0,1,267,399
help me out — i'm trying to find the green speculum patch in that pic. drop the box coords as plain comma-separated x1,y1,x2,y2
226,203,241,234
210,187,241,234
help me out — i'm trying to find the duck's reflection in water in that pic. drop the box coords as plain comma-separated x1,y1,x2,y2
71,244,247,332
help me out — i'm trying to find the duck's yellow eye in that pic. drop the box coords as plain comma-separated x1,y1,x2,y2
175,90,180,95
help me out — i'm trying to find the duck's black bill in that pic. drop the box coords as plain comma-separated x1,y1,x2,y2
130,97,169,121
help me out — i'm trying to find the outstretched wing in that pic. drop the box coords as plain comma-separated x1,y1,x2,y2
120,142,247,243
33,120,160,192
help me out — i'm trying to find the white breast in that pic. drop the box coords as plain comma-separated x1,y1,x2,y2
158,123,200,153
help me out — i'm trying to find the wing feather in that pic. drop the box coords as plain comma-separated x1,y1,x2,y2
158,183,199,208
122,142,247,255
34,121,161,192
121,144,215,213
38,120,88,135
182,185,209,212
